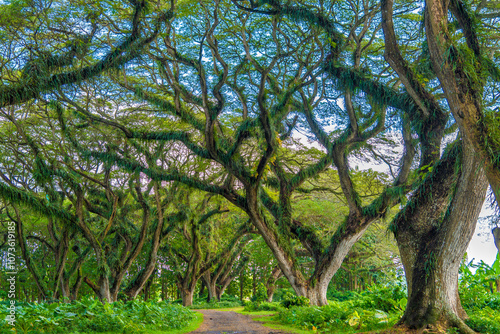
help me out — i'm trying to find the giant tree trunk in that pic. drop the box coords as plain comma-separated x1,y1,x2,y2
143,270,156,301
216,269,243,301
71,273,83,301
394,141,487,332
424,0,500,209
215,285,227,301
247,182,397,306
202,273,218,302
202,274,217,302
123,256,158,300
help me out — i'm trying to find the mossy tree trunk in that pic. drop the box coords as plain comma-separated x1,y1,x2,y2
202,237,251,302
424,0,500,209
393,141,487,333
202,273,218,302
493,227,500,254
168,212,251,307
266,267,282,302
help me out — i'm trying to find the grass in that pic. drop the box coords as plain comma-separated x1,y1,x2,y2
251,314,314,334
154,311,204,334
207,306,245,312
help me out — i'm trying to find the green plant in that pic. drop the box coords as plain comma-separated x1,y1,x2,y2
465,307,500,334
243,301,283,312
0,299,196,333
280,292,310,309
251,283,268,303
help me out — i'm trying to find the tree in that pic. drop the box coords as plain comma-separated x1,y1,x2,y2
0,0,171,108
202,234,250,302
0,97,191,303
164,196,252,306
421,0,500,208
494,226,500,254
235,0,492,330
64,0,419,306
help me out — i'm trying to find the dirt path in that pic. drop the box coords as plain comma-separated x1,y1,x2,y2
188,309,293,334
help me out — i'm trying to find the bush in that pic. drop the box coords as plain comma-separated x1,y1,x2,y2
243,301,283,312
0,298,196,333
188,299,242,309
280,292,310,309
327,290,360,302
466,307,500,334
272,288,295,302
276,301,400,332
188,295,243,309
251,283,268,303
461,286,500,311
327,285,407,313
258,301,283,311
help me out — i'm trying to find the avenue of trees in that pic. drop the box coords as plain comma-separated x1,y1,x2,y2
0,0,499,333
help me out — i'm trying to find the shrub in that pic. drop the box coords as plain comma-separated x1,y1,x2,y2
280,292,310,309
276,301,400,332
328,285,407,313
466,307,500,334
272,288,295,302
461,286,500,311
0,298,196,333
251,283,268,303
188,295,243,309
243,301,283,312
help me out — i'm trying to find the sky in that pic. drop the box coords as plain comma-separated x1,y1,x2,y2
467,200,498,266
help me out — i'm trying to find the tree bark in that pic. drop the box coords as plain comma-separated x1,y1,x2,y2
202,238,250,302
393,140,487,333
216,255,249,301
84,276,113,303
424,0,500,209
493,227,500,253
202,273,218,302
179,285,195,307
239,269,245,301
143,270,156,301
71,273,83,301
11,207,48,300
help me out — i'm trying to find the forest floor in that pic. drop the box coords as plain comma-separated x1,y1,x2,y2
188,309,294,334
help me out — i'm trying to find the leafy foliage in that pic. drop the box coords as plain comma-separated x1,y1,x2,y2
181,295,243,310
244,301,283,312
466,309,500,334
0,298,196,333
275,294,401,332
280,292,310,309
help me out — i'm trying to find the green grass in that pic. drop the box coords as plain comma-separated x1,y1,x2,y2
223,306,311,334
251,314,314,334
150,311,204,334
205,306,245,312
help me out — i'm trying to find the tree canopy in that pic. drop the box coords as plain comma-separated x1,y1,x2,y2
1,0,499,333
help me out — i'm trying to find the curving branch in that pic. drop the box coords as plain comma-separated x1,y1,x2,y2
0,1,173,108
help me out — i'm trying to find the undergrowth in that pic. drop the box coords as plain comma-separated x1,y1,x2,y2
182,295,243,309
274,285,405,333
0,298,196,334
